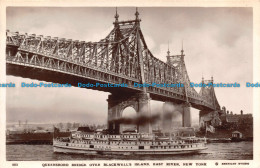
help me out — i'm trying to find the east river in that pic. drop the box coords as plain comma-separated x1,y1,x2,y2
6,141,253,161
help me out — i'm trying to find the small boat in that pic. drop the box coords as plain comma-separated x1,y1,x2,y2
208,138,231,143
231,137,243,142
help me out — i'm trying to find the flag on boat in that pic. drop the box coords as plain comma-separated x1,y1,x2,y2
53,126,60,138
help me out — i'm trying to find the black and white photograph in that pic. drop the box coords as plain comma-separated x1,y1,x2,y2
1,2,260,167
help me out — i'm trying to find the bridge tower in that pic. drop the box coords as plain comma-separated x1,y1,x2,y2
107,8,152,134
199,76,222,128
162,43,191,131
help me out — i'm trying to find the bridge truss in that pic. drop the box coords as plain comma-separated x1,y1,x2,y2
6,9,221,111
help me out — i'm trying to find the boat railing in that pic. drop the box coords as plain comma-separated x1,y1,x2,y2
65,131,207,144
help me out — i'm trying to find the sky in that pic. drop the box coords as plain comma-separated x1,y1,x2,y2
6,7,253,125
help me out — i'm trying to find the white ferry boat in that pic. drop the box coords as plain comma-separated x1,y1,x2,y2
53,130,207,155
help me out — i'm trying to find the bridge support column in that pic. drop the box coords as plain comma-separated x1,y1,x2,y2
182,102,191,127
107,94,121,134
107,92,151,134
162,102,175,133
162,102,191,130
199,110,208,128
137,93,152,134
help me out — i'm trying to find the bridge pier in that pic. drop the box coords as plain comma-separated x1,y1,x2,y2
199,110,208,128
138,93,152,133
182,102,191,127
162,102,191,131
107,92,151,134
162,102,174,133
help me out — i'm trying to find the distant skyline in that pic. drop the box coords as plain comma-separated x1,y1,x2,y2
6,7,253,125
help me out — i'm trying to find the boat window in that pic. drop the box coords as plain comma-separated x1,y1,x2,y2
139,146,144,150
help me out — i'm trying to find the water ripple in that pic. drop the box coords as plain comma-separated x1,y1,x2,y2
6,142,253,161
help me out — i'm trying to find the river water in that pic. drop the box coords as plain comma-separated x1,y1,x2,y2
6,141,253,161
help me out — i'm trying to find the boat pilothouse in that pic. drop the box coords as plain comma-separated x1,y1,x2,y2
53,127,207,155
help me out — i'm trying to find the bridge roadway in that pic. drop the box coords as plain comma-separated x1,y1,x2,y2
6,54,213,112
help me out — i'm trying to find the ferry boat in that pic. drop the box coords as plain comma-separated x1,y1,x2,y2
53,129,207,155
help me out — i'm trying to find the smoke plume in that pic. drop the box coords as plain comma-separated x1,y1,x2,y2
109,104,181,126
109,113,161,126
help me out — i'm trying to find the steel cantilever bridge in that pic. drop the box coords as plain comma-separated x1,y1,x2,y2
6,9,221,133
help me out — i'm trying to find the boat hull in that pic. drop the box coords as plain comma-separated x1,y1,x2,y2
53,142,207,155
54,146,207,155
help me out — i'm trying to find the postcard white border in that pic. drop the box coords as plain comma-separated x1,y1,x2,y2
0,0,260,168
